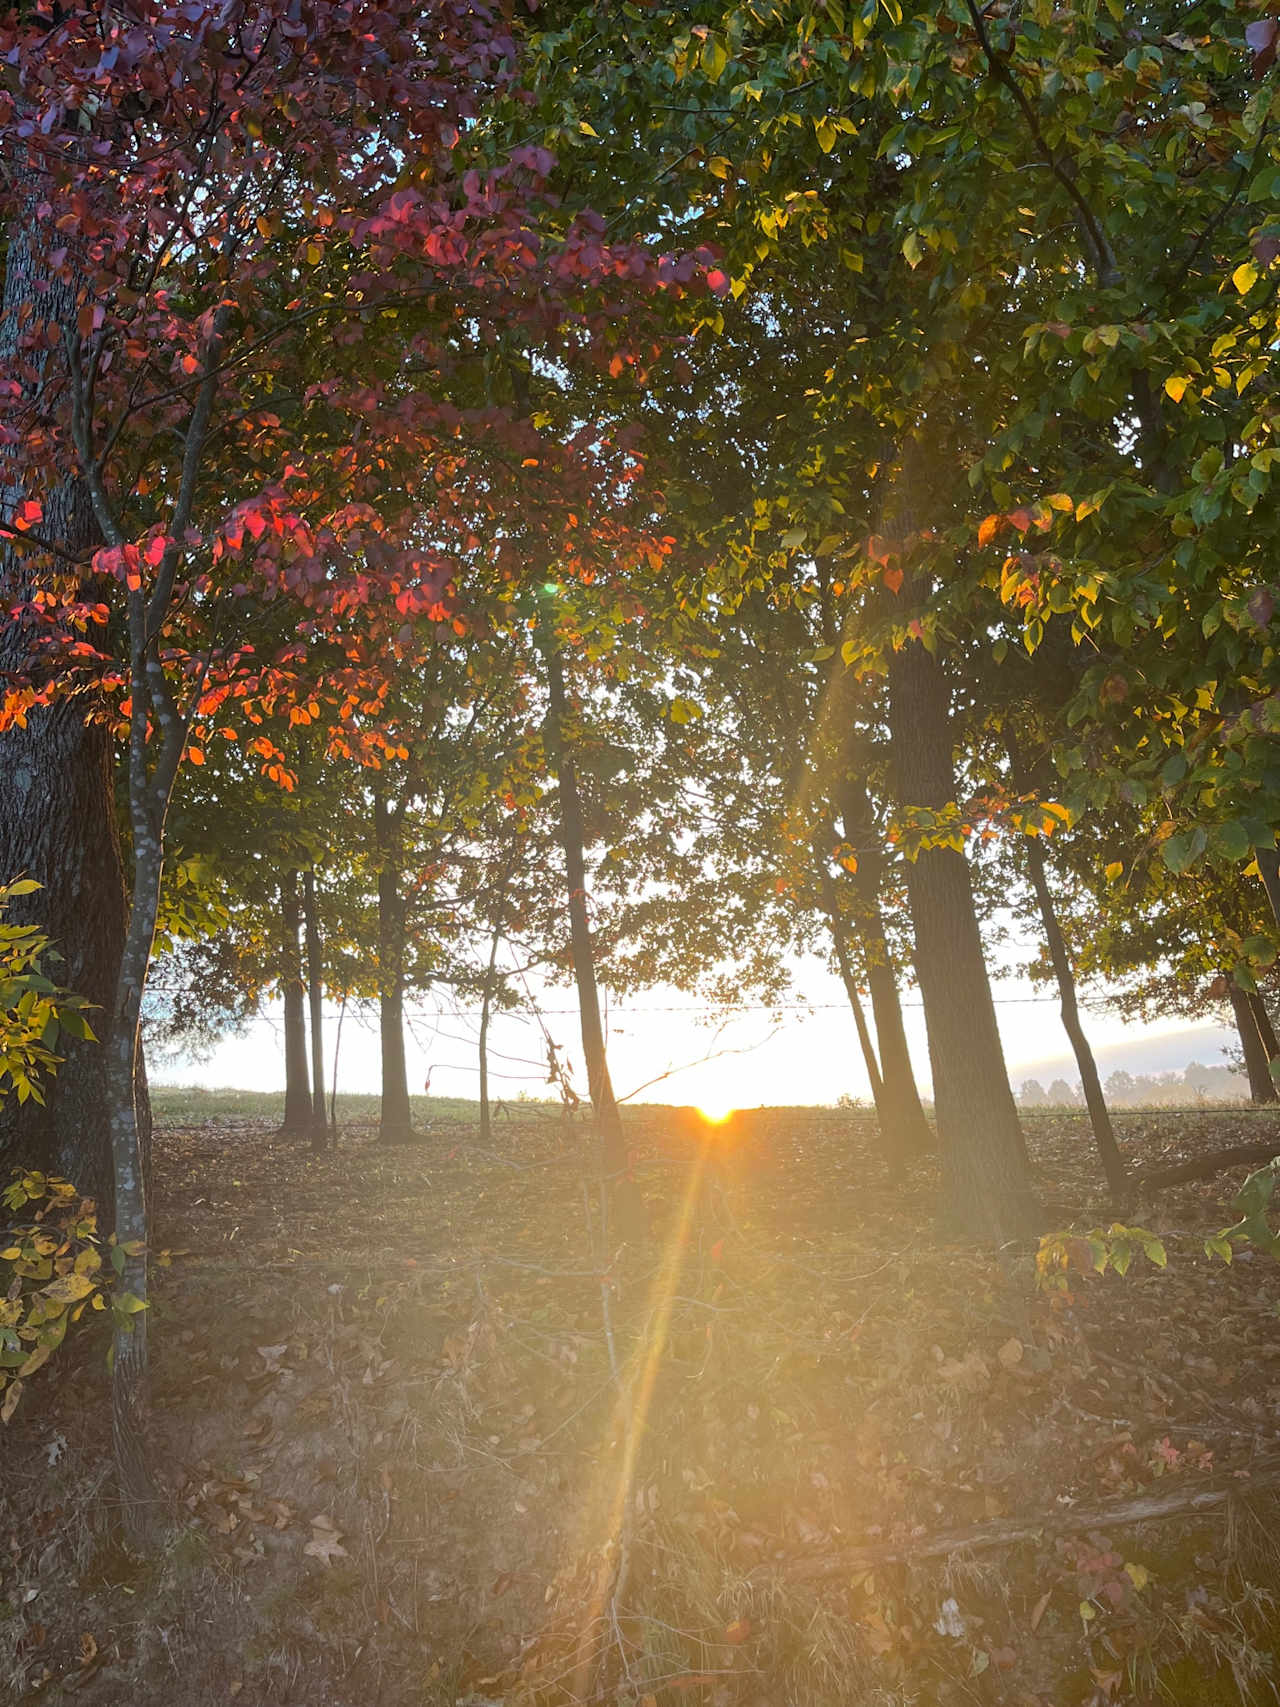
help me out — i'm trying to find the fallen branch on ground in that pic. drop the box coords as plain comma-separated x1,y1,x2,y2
1136,1142,1280,1193
779,1459,1280,1582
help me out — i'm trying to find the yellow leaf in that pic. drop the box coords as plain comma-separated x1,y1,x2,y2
1,1378,23,1423
1124,1561,1150,1591
578,120,598,137
1105,860,1123,881
41,1272,95,1304
1233,261,1259,294
17,1342,53,1379
1164,375,1190,403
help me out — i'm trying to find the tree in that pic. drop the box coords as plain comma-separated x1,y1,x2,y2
0,0,700,1536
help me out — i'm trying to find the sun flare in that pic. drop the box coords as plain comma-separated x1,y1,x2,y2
696,1097,735,1125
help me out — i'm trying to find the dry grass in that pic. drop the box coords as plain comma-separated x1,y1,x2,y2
3,1106,1280,1705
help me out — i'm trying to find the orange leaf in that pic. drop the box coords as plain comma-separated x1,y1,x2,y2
978,514,1001,547
883,566,904,594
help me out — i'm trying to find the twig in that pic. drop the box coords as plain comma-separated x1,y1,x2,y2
781,1458,1280,1582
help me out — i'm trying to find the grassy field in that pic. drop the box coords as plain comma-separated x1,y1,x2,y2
148,1083,560,1127
5,1102,1280,1706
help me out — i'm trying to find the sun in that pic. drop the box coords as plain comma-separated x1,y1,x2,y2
696,1097,735,1125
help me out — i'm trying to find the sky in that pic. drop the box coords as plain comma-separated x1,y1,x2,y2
154,952,1240,1114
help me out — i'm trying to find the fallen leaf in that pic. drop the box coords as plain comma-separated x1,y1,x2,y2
1030,1587,1052,1631
936,1350,990,1389
303,1530,349,1564
723,1617,752,1644
998,1336,1024,1370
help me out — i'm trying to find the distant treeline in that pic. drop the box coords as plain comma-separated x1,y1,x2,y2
1018,1063,1250,1109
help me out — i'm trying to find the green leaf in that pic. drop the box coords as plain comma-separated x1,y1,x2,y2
1218,821,1252,861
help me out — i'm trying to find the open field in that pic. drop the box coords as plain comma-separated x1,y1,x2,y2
5,1105,1280,1706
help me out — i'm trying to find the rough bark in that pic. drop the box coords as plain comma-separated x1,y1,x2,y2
886,635,1038,1240
1229,978,1277,1105
542,638,627,1186
302,868,329,1150
1024,836,1127,1200
279,872,311,1136
0,180,136,1223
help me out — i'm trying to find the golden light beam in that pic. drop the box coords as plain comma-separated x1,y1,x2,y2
570,1137,717,1698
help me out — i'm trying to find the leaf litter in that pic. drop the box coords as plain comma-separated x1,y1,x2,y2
1,1104,1280,1705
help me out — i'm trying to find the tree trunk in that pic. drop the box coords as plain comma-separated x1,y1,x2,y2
107,805,167,1550
279,872,310,1136
1248,989,1279,1064
373,789,413,1144
886,636,1038,1239
376,860,413,1143
1024,836,1127,1201
830,915,885,1106
542,637,628,1189
816,863,896,1168
0,181,139,1225
107,594,191,1548
1254,845,1280,935
837,781,934,1163
302,868,329,1149
1228,978,1277,1104
479,923,502,1146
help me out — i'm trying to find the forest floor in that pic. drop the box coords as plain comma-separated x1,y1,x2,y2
4,1103,1280,1707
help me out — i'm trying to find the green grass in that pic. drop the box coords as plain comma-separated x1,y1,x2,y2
148,1084,559,1126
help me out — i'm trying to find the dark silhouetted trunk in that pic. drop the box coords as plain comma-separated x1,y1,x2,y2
1229,978,1277,1104
838,782,935,1163
302,869,329,1149
816,863,894,1162
479,923,502,1145
542,638,627,1190
1256,847,1280,938
1024,836,1127,1200
280,872,310,1136
887,635,1037,1240
1249,990,1278,1066
0,185,143,1225
374,790,413,1143
330,995,346,1131
377,861,412,1144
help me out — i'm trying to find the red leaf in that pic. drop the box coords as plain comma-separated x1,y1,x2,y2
145,535,169,567
883,566,904,594
1008,507,1033,532
13,499,42,531
705,267,731,296
1247,17,1278,75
